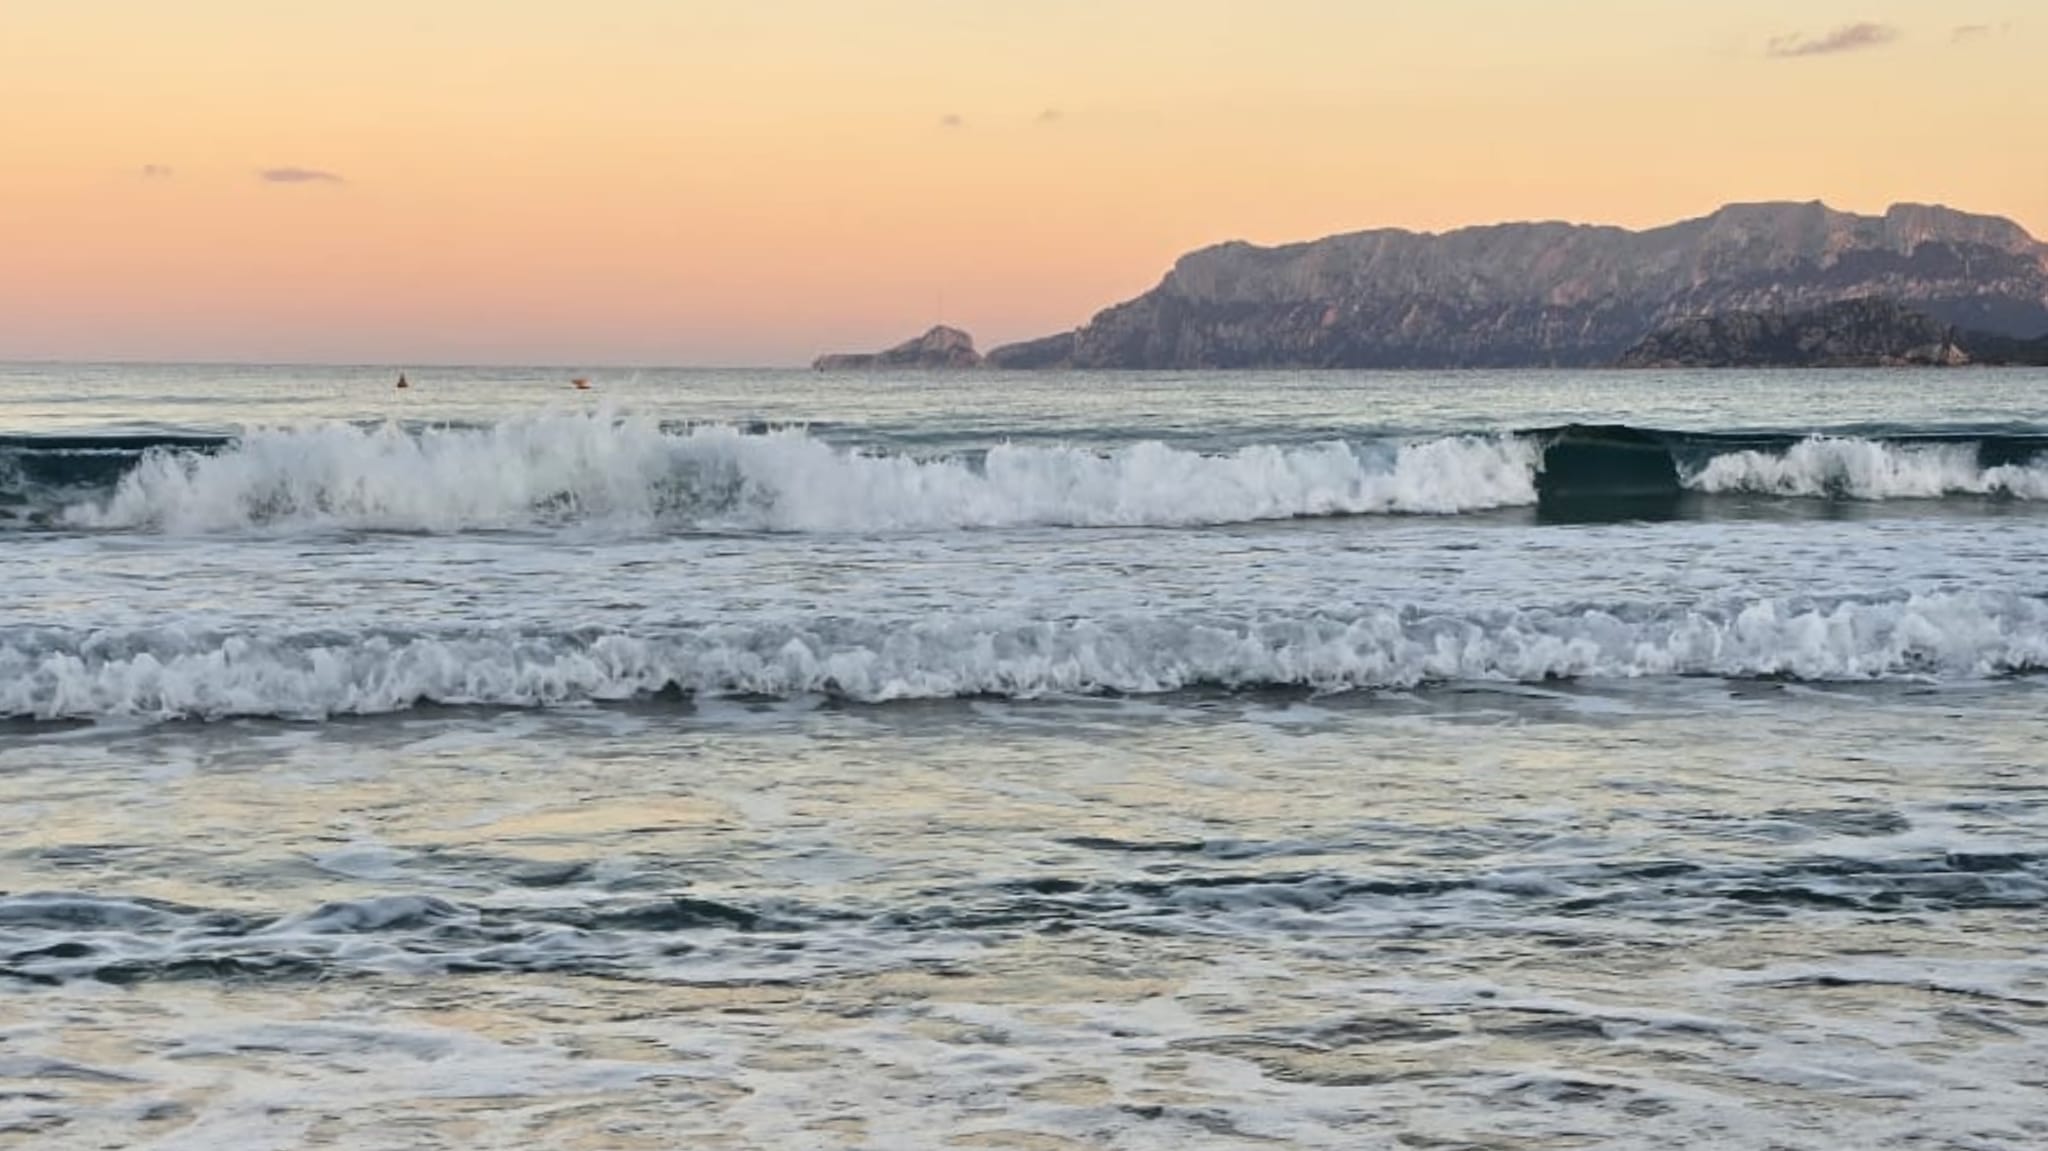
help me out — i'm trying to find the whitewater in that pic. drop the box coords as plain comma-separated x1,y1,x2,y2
14,410,2048,539
4,364,2047,1151
55,414,1545,533
7,590,2047,721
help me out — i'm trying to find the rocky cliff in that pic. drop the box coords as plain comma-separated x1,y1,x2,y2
1615,298,1971,368
985,202,2048,369
814,325,983,371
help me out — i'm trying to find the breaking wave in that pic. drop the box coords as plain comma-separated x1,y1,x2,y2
11,418,2048,535
6,591,2043,721
51,414,1538,533
1684,437,2048,499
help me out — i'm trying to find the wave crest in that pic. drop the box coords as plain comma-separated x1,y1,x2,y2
6,592,2042,721
1685,437,2048,499
59,414,1539,533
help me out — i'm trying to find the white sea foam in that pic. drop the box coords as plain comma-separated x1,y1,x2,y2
6,592,2043,721
58,412,1541,534
1685,436,2048,499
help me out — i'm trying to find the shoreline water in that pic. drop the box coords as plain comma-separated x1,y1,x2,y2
4,366,2045,1148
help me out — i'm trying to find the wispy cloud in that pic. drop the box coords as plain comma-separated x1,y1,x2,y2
938,113,964,129
1952,22,2010,42
139,164,173,180
1766,22,1899,58
1035,107,1062,126
258,166,345,185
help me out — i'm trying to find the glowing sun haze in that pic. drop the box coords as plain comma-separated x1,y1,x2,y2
4,0,2042,365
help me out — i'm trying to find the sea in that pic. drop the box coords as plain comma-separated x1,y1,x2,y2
2,363,2045,1150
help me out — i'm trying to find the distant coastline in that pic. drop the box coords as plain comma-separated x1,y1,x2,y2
817,201,2048,371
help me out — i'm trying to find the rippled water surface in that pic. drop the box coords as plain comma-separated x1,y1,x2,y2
3,365,2046,1149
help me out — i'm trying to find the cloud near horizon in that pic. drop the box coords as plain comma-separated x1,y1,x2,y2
1766,22,1899,58
139,164,172,179
938,113,964,129
1951,23,2009,42
258,166,345,184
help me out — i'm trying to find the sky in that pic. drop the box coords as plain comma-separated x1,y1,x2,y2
3,0,2043,366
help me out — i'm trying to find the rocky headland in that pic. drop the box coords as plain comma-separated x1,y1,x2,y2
978,201,2048,369
812,325,983,371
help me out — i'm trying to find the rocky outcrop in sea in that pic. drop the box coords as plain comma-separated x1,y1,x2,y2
814,326,983,371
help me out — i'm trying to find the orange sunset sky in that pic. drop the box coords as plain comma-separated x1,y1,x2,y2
4,0,2043,366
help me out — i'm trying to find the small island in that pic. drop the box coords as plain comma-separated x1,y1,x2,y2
813,325,983,371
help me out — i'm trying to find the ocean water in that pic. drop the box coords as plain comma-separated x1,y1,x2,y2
2,363,2046,1149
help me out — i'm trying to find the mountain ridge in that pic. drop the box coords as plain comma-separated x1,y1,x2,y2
981,201,2048,369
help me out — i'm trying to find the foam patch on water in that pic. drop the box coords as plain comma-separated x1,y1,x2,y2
6,861,2044,1148
5,591,2044,721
